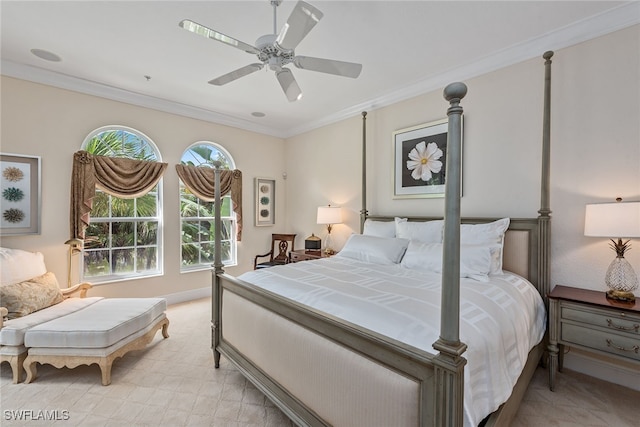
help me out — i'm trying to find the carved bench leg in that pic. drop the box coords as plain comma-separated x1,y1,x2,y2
99,359,112,386
23,356,37,384
3,353,27,383
161,319,170,339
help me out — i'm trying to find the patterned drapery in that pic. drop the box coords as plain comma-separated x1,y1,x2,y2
175,164,243,241
70,150,168,239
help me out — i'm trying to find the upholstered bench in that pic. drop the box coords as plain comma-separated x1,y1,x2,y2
0,296,103,383
23,297,169,385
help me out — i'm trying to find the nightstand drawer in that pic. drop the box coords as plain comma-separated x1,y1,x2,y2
561,303,640,336
561,323,640,362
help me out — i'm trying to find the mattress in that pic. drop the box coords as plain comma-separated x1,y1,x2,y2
238,256,546,426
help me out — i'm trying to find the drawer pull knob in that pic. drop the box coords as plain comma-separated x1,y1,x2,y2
606,318,639,332
606,339,639,354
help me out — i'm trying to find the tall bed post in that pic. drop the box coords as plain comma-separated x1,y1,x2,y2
360,111,368,233
212,161,223,368
539,51,553,305
432,82,468,427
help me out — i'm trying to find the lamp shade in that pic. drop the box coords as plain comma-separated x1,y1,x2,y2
317,206,342,225
584,201,640,238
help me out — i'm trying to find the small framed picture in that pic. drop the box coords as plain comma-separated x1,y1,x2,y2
392,117,462,198
255,177,275,226
1,153,41,235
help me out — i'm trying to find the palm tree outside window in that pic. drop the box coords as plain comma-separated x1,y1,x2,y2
180,142,237,271
80,126,163,283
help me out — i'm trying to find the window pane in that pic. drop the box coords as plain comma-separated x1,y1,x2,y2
199,242,214,264
137,221,158,245
181,192,199,217
92,192,110,218
112,222,135,246
136,247,157,273
182,244,199,266
112,198,135,217
221,241,231,263
85,223,109,249
137,192,157,217
84,250,110,276
182,221,199,243
199,220,213,242
113,248,135,273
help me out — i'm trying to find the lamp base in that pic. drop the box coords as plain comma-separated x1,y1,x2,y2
606,289,636,303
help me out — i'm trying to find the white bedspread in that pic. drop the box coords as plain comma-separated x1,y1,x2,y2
238,257,546,426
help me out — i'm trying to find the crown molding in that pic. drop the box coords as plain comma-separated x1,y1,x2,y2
2,2,638,139
283,2,640,138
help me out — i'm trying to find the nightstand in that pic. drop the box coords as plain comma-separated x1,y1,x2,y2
289,249,331,263
547,285,640,391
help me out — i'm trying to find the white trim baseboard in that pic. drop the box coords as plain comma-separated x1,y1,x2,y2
162,286,211,306
563,348,640,392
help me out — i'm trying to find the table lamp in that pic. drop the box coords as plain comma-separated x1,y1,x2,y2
316,205,342,255
584,198,640,302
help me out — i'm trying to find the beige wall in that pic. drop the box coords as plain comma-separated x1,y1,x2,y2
285,25,640,295
1,25,638,300
0,77,286,299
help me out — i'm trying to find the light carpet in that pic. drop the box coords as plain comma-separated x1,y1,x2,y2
1,298,638,426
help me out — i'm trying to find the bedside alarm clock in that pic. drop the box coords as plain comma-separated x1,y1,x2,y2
305,234,321,251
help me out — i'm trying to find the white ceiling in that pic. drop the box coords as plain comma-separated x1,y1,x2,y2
1,1,638,138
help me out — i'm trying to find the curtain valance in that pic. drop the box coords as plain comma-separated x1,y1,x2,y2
175,164,243,241
70,150,168,239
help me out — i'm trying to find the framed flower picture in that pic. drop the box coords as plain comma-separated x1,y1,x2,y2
1,153,41,235
392,117,462,198
255,177,275,226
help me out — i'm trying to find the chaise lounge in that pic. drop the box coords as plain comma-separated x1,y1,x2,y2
0,247,169,385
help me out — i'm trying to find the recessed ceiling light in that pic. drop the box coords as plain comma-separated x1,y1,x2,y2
30,49,61,62
251,112,266,118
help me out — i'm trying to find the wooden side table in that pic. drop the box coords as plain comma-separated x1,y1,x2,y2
547,285,640,391
289,249,331,263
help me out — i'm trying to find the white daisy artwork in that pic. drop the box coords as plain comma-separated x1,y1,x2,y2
393,118,462,198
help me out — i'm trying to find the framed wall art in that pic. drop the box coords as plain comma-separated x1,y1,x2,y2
1,153,41,235
254,177,275,226
393,117,462,198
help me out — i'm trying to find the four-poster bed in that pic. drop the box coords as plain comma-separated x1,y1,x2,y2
209,52,554,426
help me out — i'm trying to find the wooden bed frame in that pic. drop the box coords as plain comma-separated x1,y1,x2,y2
209,51,554,426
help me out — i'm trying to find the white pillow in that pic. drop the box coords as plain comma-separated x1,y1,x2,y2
395,217,444,243
335,234,409,265
362,219,396,238
460,218,510,274
0,247,48,286
400,241,492,282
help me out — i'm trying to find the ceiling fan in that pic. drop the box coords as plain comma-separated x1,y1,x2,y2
179,0,362,102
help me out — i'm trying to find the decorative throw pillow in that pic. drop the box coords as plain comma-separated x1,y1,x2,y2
0,272,64,319
0,247,47,286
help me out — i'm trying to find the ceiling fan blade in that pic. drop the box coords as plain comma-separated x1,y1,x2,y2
276,68,303,102
179,19,260,55
293,56,362,78
275,1,323,51
209,63,264,86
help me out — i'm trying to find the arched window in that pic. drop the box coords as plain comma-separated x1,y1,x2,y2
80,126,163,283
180,142,237,271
